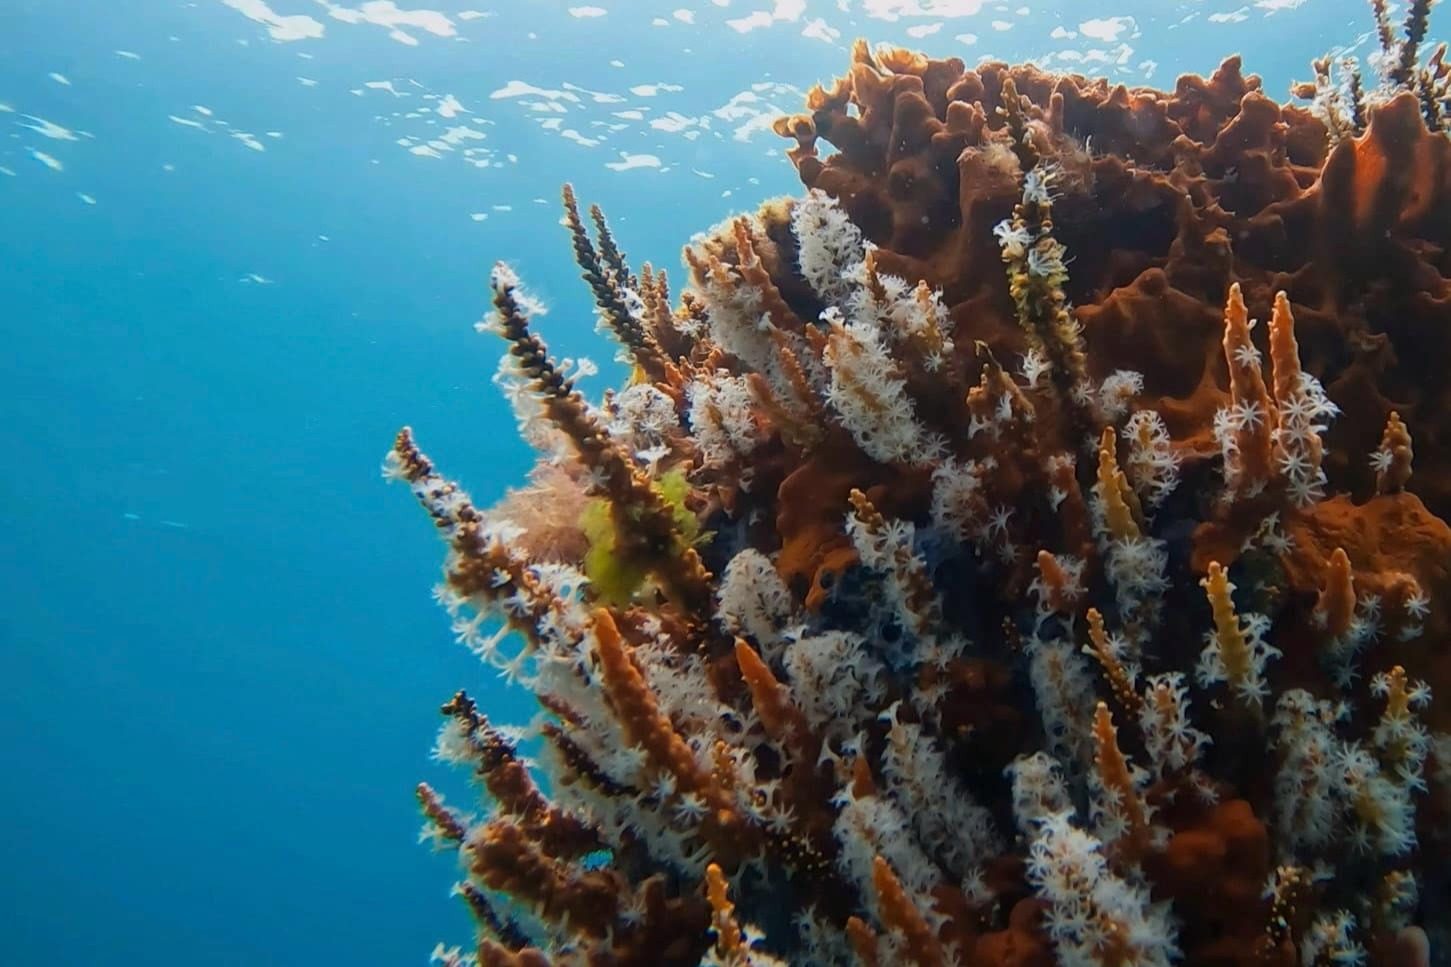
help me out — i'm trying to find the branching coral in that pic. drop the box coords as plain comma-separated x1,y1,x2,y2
392,5,1451,965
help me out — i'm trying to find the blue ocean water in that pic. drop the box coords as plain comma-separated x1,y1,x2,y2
0,1,1392,963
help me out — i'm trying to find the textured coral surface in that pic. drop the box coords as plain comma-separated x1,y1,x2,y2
392,7,1451,966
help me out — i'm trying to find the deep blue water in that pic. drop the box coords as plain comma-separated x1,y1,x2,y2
0,1,1393,963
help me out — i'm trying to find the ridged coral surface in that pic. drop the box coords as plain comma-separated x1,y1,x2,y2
392,11,1451,967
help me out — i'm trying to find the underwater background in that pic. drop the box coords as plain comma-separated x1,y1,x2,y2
0,1,1414,964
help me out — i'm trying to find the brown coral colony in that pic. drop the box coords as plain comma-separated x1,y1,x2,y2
391,3,1451,965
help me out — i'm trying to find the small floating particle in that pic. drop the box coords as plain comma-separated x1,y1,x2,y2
19,115,78,140
30,149,63,171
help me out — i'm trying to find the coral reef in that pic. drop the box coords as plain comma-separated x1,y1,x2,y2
390,3,1451,964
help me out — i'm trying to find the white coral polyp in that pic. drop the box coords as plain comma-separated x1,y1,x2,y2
823,320,928,464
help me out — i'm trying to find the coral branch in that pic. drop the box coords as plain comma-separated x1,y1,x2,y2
1374,411,1414,495
593,609,712,799
1198,562,1279,713
1090,701,1153,858
1219,283,1276,498
871,856,946,967
704,863,744,960
439,691,601,859
488,265,712,613
1083,609,1142,718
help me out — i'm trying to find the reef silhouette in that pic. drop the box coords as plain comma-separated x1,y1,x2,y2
390,2,1451,963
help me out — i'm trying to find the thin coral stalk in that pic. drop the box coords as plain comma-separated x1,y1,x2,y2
440,691,601,859
561,184,672,384
1393,0,1435,86
489,265,712,612
871,856,946,967
1374,411,1414,494
1090,701,1152,857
